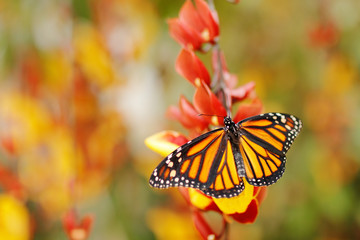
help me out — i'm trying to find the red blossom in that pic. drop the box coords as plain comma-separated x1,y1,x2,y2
193,81,227,125
63,210,93,240
0,136,18,156
229,186,267,224
233,98,263,123
168,0,219,51
253,186,267,205
0,165,25,200
20,51,41,98
309,21,339,48
163,130,189,147
176,49,211,87
167,95,211,132
230,200,258,224
230,81,256,103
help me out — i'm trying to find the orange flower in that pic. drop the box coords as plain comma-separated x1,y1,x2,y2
167,95,211,133
308,21,339,48
175,49,211,87
63,210,93,240
168,0,219,51
232,98,263,123
0,165,24,200
193,80,227,125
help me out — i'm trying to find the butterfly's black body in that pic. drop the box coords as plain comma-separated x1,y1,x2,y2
224,117,246,178
149,113,302,198
224,116,240,144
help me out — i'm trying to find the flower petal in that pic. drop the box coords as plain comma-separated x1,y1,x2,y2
168,18,202,51
230,81,256,102
0,165,24,200
166,96,210,132
255,187,267,205
168,0,219,51
179,0,208,37
193,81,227,125
213,179,254,214
233,98,263,123
166,105,182,122
175,49,211,87
63,210,94,240
230,199,259,224
145,131,188,157
194,0,219,41
188,188,214,210
179,95,210,131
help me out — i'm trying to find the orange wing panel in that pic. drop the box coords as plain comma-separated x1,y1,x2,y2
189,155,202,179
187,131,223,156
198,133,224,183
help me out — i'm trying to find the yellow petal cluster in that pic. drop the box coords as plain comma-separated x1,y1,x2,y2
0,194,30,240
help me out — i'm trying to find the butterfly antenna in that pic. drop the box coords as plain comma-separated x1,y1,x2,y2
198,113,227,119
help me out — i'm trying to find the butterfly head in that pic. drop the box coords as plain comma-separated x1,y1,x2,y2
223,116,233,126
224,116,240,141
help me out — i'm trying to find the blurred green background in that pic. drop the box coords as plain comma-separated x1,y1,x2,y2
0,0,359,239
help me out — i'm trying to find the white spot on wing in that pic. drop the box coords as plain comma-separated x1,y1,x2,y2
170,170,176,178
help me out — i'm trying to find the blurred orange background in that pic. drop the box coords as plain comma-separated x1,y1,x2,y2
0,0,359,239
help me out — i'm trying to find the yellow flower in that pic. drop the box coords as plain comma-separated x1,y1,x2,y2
145,130,188,157
0,194,30,240
147,208,200,240
188,180,255,215
18,126,80,218
0,92,52,153
73,23,115,89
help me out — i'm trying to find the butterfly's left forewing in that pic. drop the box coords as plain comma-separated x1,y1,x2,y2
238,113,302,186
149,129,244,198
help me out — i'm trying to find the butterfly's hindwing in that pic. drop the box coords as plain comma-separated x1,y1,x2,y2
237,113,302,186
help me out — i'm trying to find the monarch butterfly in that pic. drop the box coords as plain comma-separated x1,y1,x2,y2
149,113,302,198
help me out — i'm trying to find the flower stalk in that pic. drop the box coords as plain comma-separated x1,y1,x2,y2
147,0,265,239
